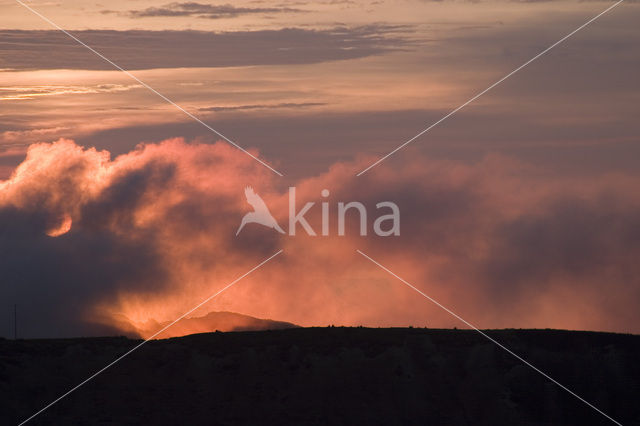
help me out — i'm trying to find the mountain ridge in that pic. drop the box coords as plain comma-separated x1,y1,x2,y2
2,328,639,425
108,310,299,339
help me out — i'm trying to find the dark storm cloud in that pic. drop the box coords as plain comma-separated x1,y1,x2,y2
0,139,281,338
304,153,640,331
0,155,173,338
2,138,640,337
105,2,306,19
483,196,640,295
0,26,409,71
0,206,168,338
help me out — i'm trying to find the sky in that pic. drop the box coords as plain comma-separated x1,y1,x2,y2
0,0,639,338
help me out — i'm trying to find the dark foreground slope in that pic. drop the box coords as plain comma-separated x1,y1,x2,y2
1,328,639,425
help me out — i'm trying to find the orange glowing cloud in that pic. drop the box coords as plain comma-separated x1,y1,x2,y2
2,138,640,339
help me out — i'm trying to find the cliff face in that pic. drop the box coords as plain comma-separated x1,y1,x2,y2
2,328,639,425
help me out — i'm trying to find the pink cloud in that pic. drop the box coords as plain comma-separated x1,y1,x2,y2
2,138,639,338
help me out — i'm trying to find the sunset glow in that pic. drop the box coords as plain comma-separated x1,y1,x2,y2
1,0,639,339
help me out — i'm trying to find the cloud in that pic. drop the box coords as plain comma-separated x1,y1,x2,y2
0,84,140,101
1,138,639,338
1,127,72,145
198,102,326,112
109,2,307,19
0,138,278,337
0,26,408,71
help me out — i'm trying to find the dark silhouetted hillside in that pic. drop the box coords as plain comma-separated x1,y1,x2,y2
130,311,299,339
1,328,639,425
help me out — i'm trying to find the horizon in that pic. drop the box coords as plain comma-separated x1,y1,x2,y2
10,311,640,342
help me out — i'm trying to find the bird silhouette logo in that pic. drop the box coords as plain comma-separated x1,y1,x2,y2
236,186,285,236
